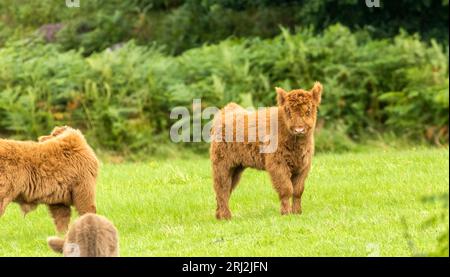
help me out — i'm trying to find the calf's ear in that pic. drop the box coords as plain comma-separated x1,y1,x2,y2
47,237,65,253
311,82,323,105
275,87,287,106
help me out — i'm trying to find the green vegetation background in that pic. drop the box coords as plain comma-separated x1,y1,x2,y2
0,0,448,157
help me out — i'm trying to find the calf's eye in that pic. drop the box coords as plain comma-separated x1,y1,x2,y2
285,107,291,118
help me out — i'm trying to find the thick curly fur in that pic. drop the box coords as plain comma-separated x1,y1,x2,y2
210,82,323,219
0,126,99,233
47,213,119,257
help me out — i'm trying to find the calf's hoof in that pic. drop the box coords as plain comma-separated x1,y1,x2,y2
292,204,302,215
216,210,232,220
280,206,292,215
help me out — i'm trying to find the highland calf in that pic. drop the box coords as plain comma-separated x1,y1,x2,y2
0,126,99,232
47,213,119,257
210,82,323,219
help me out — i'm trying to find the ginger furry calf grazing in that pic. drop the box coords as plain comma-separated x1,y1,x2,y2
47,213,119,257
210,82,323,219
0,126,99,232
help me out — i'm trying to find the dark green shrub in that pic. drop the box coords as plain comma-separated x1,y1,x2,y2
1,0,447,54
0,25,448,155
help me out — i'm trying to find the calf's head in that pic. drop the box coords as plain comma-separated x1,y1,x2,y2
276,82,323,136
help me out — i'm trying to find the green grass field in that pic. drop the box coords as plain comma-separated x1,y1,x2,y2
0,148,448,257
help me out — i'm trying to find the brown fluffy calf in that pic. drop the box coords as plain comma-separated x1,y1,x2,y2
47,213,119,257
0,126,99,232
210,82,323,219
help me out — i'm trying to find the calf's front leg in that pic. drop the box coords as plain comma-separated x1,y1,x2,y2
291,169,310,214
267,165,293,215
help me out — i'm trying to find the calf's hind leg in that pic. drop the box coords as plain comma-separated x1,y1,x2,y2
48,204,71,233
72,182,96,215
213,164,234,220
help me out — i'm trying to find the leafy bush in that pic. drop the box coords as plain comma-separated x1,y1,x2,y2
1,0,448,54
314,124,357,153
403,193,449,257
0,39,172,153
0,25,448,155
421,193,449,257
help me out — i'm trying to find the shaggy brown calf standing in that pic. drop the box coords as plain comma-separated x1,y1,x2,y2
47,213,119,257
210,82,323,219
0,126,99,232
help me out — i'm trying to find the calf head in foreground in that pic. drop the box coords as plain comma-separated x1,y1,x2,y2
0,126,99,233
210,82,323,219
48,213,119,257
